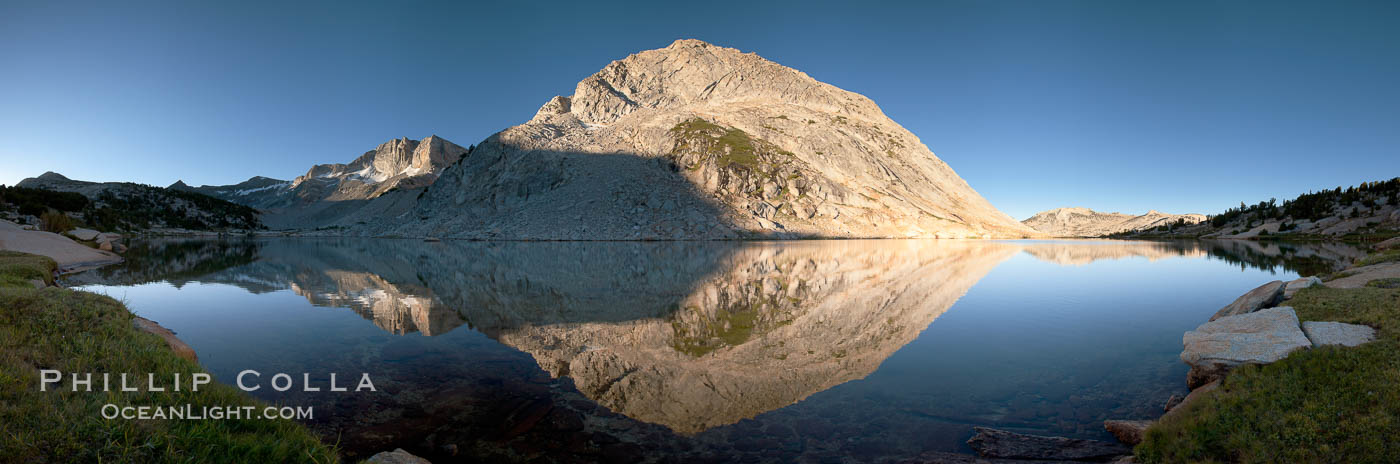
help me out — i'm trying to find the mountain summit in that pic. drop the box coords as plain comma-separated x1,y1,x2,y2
396,39,1035,239
289,135,466,202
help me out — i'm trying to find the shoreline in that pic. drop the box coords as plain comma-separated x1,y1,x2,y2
0,250,339,463
1127,246,1400,462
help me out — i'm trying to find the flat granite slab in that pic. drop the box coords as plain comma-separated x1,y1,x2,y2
1184,307,1312,366
1301,321,1377,348
1326,262,1400,289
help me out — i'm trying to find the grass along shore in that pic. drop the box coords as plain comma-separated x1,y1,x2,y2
0,251,338,463
1137,249,1400,463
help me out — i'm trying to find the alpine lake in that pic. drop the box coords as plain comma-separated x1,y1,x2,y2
63,237,1369,463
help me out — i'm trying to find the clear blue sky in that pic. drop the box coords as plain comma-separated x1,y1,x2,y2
2,1,1396,220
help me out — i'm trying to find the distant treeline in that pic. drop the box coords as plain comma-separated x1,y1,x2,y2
0,186,89,216
0,184,263,231
1209,177,1400,227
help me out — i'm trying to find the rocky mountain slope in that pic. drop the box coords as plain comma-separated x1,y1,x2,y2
1146,178,1400,240
170,176,291,209
1022,207,1206,237
369,39,1035,239
172,135,469,229
1025,179,1400,241
12,172,262,231
284,135,467,203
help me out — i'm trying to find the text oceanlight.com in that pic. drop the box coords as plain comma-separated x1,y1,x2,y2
101,404,314,420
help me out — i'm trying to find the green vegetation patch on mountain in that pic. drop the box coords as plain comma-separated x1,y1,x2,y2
1137,255,1400,463
0,252,337,463
669,117,793,171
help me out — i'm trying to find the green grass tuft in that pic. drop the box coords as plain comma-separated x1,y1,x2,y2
1356,249,1400,267
1365,278,1400,289
0,250,57,287
669,118,766,169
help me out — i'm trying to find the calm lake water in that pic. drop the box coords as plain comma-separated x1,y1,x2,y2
66,238,1367,463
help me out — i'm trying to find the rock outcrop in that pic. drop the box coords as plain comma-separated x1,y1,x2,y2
1282,276,1321,299
132,316,198,363
1182,307,1312,387
1184,307,1312,365
1209,280,1285,321
1300,321,1377,348
66,228,100,241
397,39,1035,240
176,136,469,230
1103,420,1153,446
1021,207,1206,237
0,219,122,272
288,135,466,203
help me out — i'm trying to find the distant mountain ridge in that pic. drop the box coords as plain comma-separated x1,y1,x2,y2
287,135,466,203
170,176,292,209
169,135,468,228
1022,207,1207,237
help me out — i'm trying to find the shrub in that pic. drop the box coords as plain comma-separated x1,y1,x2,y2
38,211,73,233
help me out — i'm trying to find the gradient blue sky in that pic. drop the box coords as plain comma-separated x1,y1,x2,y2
2,1,1397,220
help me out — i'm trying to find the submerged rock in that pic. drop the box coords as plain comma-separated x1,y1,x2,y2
366,448,431,464
898,450,1104,463
1209,280,1285,321
1300,321,1377,348
966,427,1128,461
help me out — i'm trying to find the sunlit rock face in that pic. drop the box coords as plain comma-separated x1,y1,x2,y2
289,135,468,203
402,39,1038,240
1022,208,1207,237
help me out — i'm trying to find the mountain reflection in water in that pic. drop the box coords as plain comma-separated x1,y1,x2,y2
67,238,1367,462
